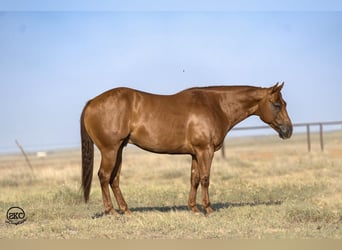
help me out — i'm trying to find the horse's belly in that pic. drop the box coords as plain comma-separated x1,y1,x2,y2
129,125,189,154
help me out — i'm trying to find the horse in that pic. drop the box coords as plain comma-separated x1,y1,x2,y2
80,82,292,215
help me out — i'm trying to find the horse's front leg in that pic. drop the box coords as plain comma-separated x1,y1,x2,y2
188,156,201,213
197,147,214,215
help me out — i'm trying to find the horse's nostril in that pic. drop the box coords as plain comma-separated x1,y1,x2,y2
281,126,287,133
280,125,292,138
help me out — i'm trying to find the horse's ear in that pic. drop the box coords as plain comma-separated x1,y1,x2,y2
278,81,284,91
270,82,284,93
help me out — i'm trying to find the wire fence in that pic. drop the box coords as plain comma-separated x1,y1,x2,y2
1,120,340,177
1,121,341,156
220,120,342,157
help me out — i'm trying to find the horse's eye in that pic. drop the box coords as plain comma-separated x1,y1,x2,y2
273,102,281,109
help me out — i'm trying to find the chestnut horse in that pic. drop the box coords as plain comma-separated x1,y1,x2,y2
81,82,292,215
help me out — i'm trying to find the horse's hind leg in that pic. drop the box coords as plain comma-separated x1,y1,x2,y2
98,147,120,215
110,141,131,214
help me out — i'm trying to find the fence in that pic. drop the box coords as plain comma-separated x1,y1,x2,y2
221,121,342,158
2,121,341,156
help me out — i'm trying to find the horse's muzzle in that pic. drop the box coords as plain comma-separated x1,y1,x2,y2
279,124,293,139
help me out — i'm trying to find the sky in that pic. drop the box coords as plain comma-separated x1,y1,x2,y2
1,2,342,152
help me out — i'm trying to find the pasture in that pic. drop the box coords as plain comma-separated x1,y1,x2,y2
0,131,341,239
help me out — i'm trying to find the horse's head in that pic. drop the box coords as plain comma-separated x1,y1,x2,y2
257,82,293,139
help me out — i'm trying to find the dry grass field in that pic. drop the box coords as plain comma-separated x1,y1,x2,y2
0,131,341,239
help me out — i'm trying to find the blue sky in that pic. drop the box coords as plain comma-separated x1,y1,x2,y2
1,4,342,152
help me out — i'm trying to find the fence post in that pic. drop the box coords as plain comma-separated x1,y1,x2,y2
221,142,225,158
15,139,34,173
319,123,324,152
306,124,311,152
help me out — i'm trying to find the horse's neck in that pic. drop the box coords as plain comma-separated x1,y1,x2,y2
218,87,266,129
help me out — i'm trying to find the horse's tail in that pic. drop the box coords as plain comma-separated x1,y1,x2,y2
80,102,94,203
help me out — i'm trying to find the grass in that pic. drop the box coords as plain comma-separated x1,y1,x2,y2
0,131,342,239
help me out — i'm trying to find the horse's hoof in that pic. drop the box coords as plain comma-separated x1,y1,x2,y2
124,209,133,215
189,206,201,214
205,207,214,216
105,208,117,216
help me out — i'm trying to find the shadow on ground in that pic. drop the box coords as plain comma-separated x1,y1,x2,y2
92,200,282,219
131,199,283,213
